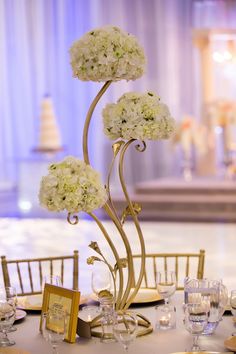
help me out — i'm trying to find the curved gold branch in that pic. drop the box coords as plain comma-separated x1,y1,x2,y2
88,212,123,309
67,213,79,225
82,81,134,310
106,140,125,218
103,203,134,310
118,139,146,309
83,81,112,165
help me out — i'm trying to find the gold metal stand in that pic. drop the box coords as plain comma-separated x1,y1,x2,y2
90,313,152,338
68,81,153,335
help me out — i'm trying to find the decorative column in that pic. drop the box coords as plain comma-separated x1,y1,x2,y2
193,30,216,176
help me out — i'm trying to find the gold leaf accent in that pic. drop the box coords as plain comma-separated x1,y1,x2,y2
114,258,128,272
112,140,125,156
118,258,128,268
98,290,113,298
87,256,102,265
121,202,142,225
88,241,102,255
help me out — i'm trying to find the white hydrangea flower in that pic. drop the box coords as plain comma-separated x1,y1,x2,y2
103,91,175,141
70,25,146,82
39,156,107,213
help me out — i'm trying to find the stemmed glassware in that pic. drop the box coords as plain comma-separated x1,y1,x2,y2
91,268,112,300
184,303,208,352
156,271,176,309
42,275,62,291
91,265,114,341
230,290,236,335
42,310,66,354
0,287,17,347
218,281,228,319
113,311,138,351
2,287,17,333
184,278,221,335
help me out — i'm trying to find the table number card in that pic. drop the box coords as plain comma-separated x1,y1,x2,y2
40,284,80,343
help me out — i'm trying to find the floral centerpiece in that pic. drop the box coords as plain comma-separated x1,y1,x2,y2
70,26,145,82
172,116,207,157
207,99,236,127
206,99,236,166
171,116,207,181
39,25,175,336
39,156,107,213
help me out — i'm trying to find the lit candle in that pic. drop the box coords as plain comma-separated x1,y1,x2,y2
159,316,169,327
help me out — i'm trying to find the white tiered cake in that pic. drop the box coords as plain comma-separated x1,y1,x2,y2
37,96,62,151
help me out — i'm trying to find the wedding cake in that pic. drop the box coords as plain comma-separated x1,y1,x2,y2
36,96,62,151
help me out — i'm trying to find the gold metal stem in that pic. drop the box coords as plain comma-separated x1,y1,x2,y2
106,142,124,220
82,81,134,310
83,81,112,165
88,212,122,309
103,203,134,310
118,140,146,309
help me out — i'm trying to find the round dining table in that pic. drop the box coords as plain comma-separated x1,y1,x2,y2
11,293,235,354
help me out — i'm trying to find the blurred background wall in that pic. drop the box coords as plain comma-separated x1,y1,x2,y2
0,0,236,202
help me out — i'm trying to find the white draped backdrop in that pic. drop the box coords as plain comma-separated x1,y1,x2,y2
0,0,236,192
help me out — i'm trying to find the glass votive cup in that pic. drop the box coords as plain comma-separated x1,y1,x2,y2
155,304,176,330
79,305,101,323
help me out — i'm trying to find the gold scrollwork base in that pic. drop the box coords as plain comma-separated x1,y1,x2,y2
90,312,153,339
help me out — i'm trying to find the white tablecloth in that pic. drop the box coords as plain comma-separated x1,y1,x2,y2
12,294,234,354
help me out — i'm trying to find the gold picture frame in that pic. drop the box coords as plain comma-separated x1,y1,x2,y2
40,284,80,343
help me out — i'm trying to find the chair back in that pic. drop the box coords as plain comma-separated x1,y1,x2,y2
132,249,205,290
1,250,79,295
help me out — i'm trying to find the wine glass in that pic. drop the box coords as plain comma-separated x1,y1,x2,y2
156,271,176,309
0,287,17,333
113,311,138,351
91,267,112,300
42,275,62,291
218,281,228,319
42,310,66,354
0,288,16,347
230,290,236,335
184,303,208,351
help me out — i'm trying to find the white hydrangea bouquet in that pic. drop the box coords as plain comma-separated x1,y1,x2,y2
39,156,107,213
103,91,174,141
39,25,175,335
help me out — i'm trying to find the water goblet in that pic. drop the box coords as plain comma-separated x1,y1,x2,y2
0,297,16,347
42,310,66,354
218,281,228,319
156,271,176,309
113,311,138,351
0,287,17,333
184,278,221,335
184,303,208,351
230,290,236,335
42,275,62,291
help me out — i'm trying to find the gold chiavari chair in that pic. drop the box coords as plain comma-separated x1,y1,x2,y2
1,250,79,295
131,249,205,290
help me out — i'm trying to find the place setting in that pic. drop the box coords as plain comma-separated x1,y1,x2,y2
1,268,236,353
